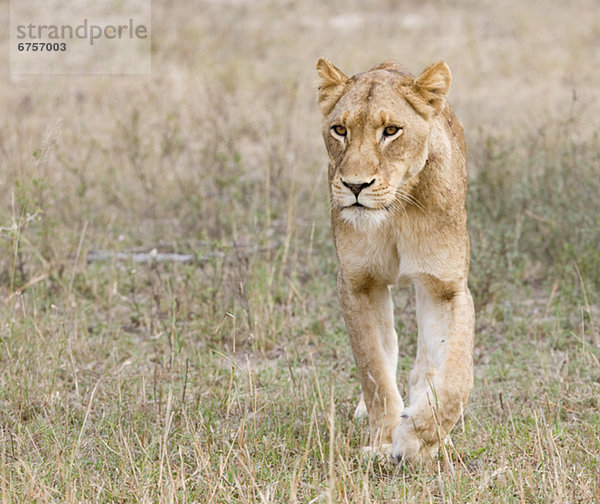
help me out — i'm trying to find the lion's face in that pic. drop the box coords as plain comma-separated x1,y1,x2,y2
324,75,431,226
317,59,452,227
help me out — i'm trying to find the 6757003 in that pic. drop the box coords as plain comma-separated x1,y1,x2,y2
17,42,67,52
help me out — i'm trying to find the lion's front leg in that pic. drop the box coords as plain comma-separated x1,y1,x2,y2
391,281,474,464
337,272,404,447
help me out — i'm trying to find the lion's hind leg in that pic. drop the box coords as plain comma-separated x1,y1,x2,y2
354,393,368,420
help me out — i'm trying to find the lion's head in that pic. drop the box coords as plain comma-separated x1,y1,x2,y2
316,58,452,228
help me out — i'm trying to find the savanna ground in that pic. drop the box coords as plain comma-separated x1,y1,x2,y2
1,0,600,502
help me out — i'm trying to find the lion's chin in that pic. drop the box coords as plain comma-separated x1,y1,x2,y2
339,206,389,229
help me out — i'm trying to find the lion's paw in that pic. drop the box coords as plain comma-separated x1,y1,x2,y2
390,426,422,464
360,443,393,462
353,394,368,420
390,419,437,465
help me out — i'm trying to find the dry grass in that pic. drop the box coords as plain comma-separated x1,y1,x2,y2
1,0,599,502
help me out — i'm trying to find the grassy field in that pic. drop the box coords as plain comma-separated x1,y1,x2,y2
1,0,599,502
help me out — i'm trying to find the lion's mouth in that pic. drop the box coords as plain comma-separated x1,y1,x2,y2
344,202,385,211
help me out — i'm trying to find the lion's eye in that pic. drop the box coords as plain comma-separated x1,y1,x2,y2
383,125,402,137
331,125,347,137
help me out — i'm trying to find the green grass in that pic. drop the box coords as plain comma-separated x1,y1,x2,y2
1,0,600,502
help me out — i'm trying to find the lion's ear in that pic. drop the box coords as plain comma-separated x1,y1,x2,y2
411,61,452,117
316,57,349,115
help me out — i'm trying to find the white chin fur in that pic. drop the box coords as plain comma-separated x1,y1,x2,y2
340,207,388,229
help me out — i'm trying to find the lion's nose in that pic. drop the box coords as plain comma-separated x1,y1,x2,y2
341,178,376,197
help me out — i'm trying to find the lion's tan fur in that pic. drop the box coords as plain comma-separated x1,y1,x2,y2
316,58,474,464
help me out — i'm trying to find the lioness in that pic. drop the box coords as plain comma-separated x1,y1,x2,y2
316,58,474,464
